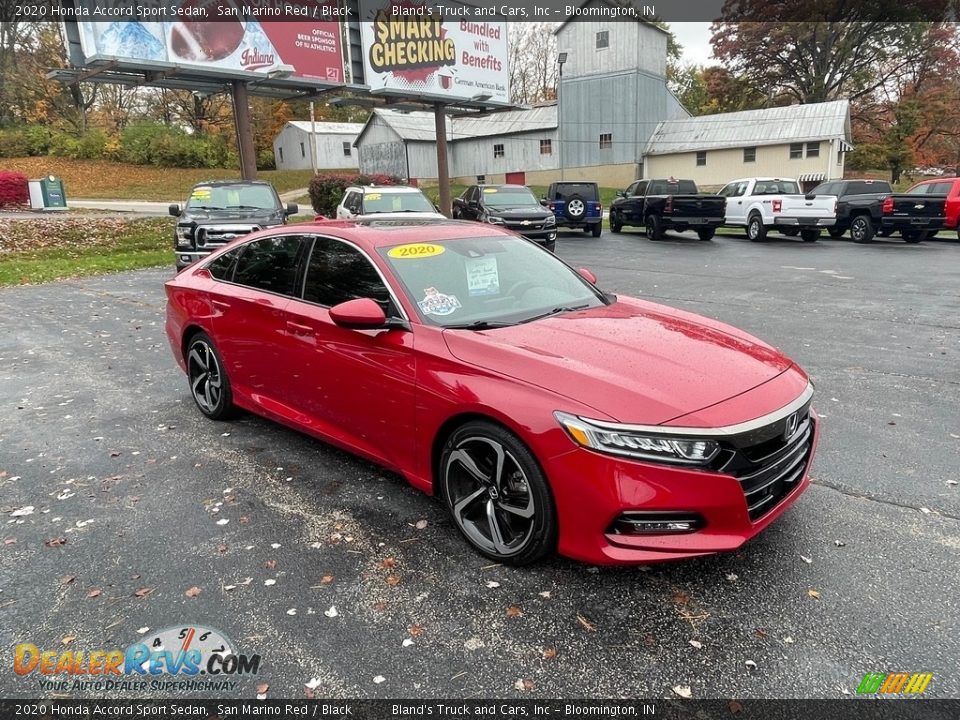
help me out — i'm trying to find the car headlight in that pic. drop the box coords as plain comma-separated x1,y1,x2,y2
487,216,505,225
544,215,556,226
554,412,720,466
175,226,193,245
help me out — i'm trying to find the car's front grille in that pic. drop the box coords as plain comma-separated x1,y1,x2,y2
196,225,259,249
714,407,816,522
503,218,547,231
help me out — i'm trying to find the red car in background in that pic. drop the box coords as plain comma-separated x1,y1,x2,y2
906,177,960,236
165,219,819,566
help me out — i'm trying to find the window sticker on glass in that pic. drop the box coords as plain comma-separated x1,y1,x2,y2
483,187,498,193
387,243,445,259
465,256,500,296
365,192,382,201
191,187,212,199
418,288,462,316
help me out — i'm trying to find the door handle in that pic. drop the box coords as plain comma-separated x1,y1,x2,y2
286,321,313,336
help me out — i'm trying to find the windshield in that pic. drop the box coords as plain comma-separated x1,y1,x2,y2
753,180,801,195
482,187,540,210
379,235,606,328
187,184,279,211
362,191,436,214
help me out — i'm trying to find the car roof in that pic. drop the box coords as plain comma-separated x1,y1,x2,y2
727,177,799,183
912,177,960,183
282,218,516,249
192,180,274,188
478,184,529,190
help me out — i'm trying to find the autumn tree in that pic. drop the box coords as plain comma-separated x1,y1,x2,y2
508,23,557,105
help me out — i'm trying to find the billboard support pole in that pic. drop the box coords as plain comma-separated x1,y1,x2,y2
232,80,257,181
434,102,451,217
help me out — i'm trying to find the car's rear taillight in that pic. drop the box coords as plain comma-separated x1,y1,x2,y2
772,199,782,213
664,196,673,213
882,196,894,214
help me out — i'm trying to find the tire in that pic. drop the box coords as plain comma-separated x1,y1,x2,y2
781,227,800,237
564,194,586,222
583,226,591,234
927,230,939,239
591,222,602,238
850,215,875,243
800,228,820,242
610,211,623,233
440,421,557,566
186,332,235,420
747,214,767,242
827,227,845,238
697,227,715,241
646,214,664,241
902,229,925,243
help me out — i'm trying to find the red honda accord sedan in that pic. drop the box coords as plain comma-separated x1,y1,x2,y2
165,219,819,566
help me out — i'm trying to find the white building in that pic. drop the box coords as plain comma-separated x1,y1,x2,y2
642,101,853,191
272,121,365,171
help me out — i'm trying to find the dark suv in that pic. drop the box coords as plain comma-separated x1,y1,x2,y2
452,184,557,251
543,181,603,237
169,181,297,270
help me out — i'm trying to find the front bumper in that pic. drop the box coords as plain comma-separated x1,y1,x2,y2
543,412,820,565
175,250,209,270
775,217,836,227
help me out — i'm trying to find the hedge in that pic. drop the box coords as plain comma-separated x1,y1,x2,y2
308,172,405,217
0,171,29,207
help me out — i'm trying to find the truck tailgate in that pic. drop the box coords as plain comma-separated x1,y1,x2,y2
668,195,726,218
780,195,835,219
888,194,946,220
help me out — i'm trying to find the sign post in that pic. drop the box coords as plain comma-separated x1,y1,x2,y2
231,81,257,181
435,102,451,217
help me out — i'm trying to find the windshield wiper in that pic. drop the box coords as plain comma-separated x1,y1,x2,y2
444,320,517,330
226,205,268,210
521,304,591,324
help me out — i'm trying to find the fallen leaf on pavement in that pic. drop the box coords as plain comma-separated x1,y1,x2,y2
689,640,702,649
729,700,744,714
265,560,277,570
672,590,689,606
672,685,692,698
373,675,386,684
807,589,821,600
216,544,228,554
61,635,76,646
800,555,812,564
577,614,596,632
414,520,428,530
385,575,401,586
380,557,397,569
321,575,334,584
506,606,523,618
61,575,76,585
256,683,269,695
408,624,425,637
543,648,557,659
87,589,101,598
239,516,250,524
514,678,534,691
44,538,67,548
184,586,202,599
133,587,154,599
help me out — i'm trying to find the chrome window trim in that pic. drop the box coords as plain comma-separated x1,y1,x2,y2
576,382,814,438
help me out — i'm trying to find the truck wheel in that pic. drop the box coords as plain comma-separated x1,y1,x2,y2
747,214,767,242
827,227,845,238
781,227,800,237
591,222,602,238
902,229,925,243
610,211,623,233
800,229,820,242
645,214,664,241
697,227,715,241
850,215,874,243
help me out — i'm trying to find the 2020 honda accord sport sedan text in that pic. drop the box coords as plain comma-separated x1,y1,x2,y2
165,218,819,565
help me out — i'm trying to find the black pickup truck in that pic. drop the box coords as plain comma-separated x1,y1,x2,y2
169,180,298,270
809,179,946,243
610,178,726,241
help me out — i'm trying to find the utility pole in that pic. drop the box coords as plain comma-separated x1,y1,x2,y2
309,101,318,174
434,102,451,217
231,80,257,180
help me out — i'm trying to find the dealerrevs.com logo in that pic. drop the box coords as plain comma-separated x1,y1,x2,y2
14,625,260,692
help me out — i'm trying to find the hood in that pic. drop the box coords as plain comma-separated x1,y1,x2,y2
359,211,447,221
442,298,793,425
180,208,283,224
485,206,552,219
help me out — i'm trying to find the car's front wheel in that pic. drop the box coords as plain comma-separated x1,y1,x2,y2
186,332,234,420
747,214,767,242
610,211,623,233
440,421,557,566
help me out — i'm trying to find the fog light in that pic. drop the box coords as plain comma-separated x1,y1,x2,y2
180,255,191,263
610,512,704,535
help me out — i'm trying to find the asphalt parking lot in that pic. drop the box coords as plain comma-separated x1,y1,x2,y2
1,227,958,700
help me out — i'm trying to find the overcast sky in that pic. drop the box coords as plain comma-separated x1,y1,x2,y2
670,22,715,66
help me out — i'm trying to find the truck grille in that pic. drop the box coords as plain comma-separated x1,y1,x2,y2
715,407,816,522
503,218,546,232
196,225,259,249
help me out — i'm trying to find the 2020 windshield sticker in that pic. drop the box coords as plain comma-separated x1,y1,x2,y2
419,288,462,316
387,243,445,259
466,256,499,296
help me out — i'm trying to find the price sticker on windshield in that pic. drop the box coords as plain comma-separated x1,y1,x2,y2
482,188,498,193
191,187,211,199
387,243,445,259
365,192,382,200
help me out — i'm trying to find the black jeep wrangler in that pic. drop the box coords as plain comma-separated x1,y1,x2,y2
543,181,603,237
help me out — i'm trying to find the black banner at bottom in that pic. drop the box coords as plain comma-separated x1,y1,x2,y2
0,699,957,720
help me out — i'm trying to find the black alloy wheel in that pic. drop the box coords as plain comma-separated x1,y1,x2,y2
186,332,234,420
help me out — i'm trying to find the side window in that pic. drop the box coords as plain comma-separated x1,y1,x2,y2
303,237,392,310
634,181,648,196
906,184,930,195
233,236,305,297
207,247,241,281
718,183,734,197
735,182,749,197
469,186,480,202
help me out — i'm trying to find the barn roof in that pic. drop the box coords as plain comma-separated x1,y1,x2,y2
287,121,365,135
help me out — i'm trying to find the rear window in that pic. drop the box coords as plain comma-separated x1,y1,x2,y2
844,180,892,195
649,180,698,194
552,183,599,200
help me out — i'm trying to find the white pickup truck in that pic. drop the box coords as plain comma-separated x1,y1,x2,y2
718,177,837,242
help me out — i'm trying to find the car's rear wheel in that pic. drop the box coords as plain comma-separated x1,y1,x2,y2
781,227,800,237
186,332,234,420
902,229,926,243
747,214,767,242
850,215,874,243
800,228,820,242
697,227,715,241
591,222,602,237
646,214,664,241
440,421,557,566
827,227,845,238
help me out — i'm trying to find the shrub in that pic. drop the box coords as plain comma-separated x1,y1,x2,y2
119,121,171,165
49,133,81,158
257,148,276,171
308,172,405,217
0,171,29,207
77,130,108,160
0,128,33,158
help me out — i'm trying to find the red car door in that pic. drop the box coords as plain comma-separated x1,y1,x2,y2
278,234,417,470
208,235,306,409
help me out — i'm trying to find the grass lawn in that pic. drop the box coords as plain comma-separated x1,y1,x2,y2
0,157,330,201
0,216,172,287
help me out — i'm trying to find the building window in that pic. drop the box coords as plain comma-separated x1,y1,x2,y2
342,142,351,157
477,175,486,184
596,31,609,49
789,143,803,159
493,144,505,159
599,133,613,150
278,147,283,163
806,142,820,158
837,149,843,165
696,151,707,166
539,139,552,155
743,147,756,163
300,142,305,158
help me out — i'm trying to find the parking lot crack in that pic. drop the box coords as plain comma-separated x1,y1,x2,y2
813,479,960,521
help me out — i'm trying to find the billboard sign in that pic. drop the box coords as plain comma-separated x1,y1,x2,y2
73,2,346,85
360,7,509,105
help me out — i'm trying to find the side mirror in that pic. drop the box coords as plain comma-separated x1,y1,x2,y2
618,191,627,198
168,204,181,217
577,268,598,284
434,203,441,212
540,198,549,206
285,203,298,215
329,298,388,329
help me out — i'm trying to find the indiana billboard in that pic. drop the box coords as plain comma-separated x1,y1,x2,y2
359,9,509,105
72,2,347,85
